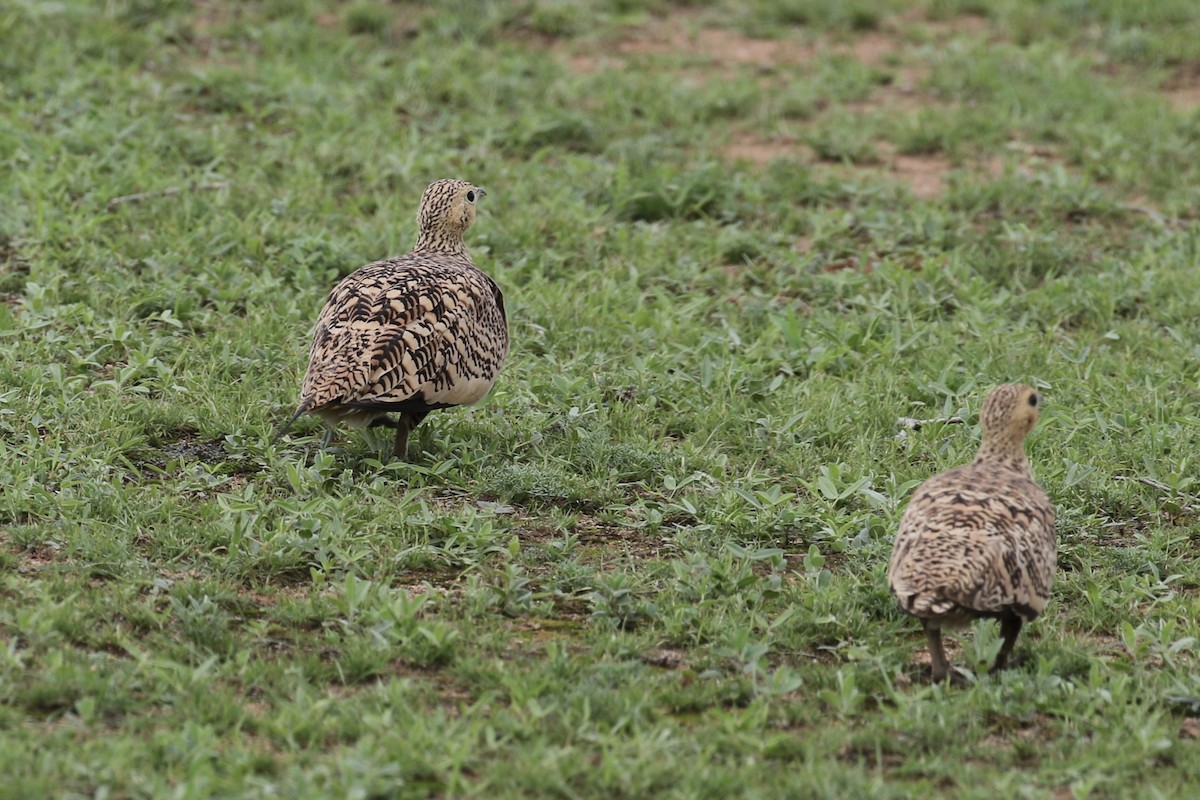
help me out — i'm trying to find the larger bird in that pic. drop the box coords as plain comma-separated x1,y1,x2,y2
279,179,508,459
887,384,1056,683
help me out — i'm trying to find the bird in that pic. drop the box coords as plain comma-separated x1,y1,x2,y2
276,178,508,460
887,383,1056,683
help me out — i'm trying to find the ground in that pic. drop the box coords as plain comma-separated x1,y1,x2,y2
2,0,1200,797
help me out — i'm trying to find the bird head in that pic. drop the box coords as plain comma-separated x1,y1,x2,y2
980,383,1041,444
415,179,486,252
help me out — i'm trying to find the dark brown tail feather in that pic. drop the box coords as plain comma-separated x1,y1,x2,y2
272,399,313,445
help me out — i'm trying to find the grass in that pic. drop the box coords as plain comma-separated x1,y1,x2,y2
2,0,1200,797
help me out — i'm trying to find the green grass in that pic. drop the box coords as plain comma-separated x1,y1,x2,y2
2,0,1200,797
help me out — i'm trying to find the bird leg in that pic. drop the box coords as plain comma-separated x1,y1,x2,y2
365,412,431,461
385,411,430,461
924,620,951,682
391,415,413,460
990,616,1023,674
362,416,398,458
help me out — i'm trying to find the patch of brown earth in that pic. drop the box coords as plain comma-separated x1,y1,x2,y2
559,8,998,85
510,618,588,644
564,52,607,75
891,153,952,200
845,68,930,112
422,496,669,568
840,30,898,67
1158,66,1200,111
576,519,670,562
720,134,811,166
641,647,688,670
919,14,990,39
723,134,1010,200
0,236,30,307
188,0,237,33
181,0,258,60
14,542,63,573
723,135,958,194
815,255,876,274
616,24,816,69
880,148,1031,200
559,14,817,79
1081,631,1125,656
835,741,906,769
560,14,953,134
1166,86,1200,111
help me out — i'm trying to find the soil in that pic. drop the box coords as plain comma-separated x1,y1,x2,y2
557,10,1005,200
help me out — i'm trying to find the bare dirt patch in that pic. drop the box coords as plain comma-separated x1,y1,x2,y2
919,14,990,39
576,517,671,562
557,6,998,87
133,433,246,474
845,70,929,113
870,147,1024,200
720,134,811,166
641,647,688,670
161,437,228,464
723,134,1012,200
188,0,237,34
0,235,31,307
561,14,999,205
559,13,816,80
510,617,587,644
567,14,995,199
424,495,670,566
891,152,953,200
1163,70,1200,112
1081,631,1125,657
393,566,471,597
613,23,816,71
14,542,64,574
1166,86,1200,112
841,30,897,67
177,0,255,66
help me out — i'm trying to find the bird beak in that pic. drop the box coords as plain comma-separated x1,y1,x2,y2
476,188,487,198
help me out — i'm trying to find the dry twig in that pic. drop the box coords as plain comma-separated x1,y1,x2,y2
1121,204,1188,229
108,181,229,209
1113,475,1199,512
894,415,966,442
896,415,965,431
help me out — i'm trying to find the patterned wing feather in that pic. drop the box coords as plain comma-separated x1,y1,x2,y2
888,467,1056,623
300,257,508,415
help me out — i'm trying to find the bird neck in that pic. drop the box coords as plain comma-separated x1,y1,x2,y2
413,229,468,256
973,433,1030,473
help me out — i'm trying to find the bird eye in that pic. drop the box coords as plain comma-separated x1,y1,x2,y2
466,190,476,203
1028,393,1038,407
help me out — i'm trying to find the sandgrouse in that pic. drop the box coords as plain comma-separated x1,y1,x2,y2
278,179,508,459
887,384,1056,683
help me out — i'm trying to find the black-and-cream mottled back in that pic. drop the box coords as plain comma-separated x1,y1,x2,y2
280,179,508,459
887,383,1056,682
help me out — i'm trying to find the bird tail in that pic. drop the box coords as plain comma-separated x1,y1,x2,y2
272,399,313,446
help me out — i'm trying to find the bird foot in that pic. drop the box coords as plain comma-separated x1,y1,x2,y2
931,666,974,687
989,651,1026,675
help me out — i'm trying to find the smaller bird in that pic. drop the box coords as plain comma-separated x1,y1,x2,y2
276,179,508,459
887,384,1056,683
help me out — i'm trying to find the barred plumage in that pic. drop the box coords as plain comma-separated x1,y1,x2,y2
887,384,1056,683
279,179,508,459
